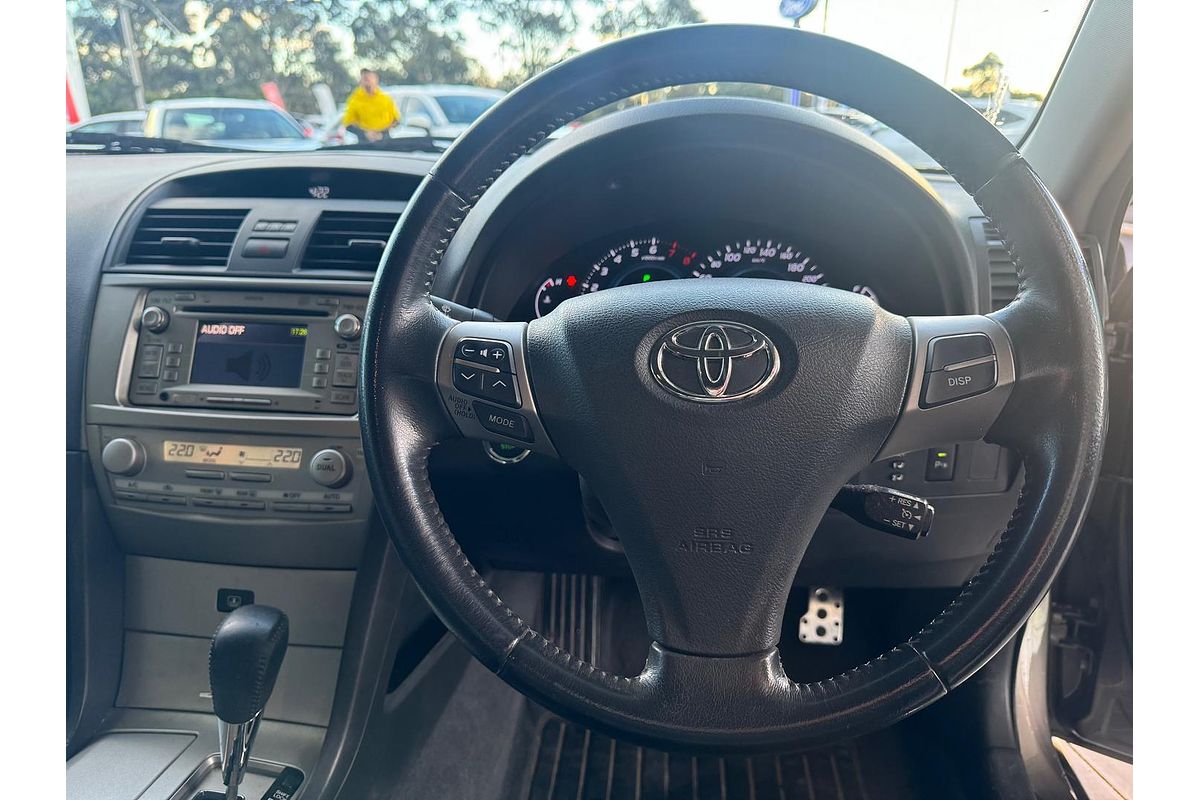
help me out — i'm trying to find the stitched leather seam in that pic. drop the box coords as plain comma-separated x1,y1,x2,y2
905,641,949,694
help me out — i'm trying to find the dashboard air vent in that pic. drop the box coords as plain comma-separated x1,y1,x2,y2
126,208,248,267
301,211,400,271
982,221,1020,311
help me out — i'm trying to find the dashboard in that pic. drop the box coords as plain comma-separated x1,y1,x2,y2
67,103,1022,587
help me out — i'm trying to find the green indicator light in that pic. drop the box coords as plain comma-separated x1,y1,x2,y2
936,451,950,459
642,273,652,282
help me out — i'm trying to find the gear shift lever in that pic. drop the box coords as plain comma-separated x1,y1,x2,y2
208,605,289,800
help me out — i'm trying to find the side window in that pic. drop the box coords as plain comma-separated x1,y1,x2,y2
77,121,119,134
1120,198,1133,271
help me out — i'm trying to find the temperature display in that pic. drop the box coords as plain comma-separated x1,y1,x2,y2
163,441,304,470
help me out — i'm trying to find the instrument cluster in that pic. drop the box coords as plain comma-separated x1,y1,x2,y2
518,232,880,320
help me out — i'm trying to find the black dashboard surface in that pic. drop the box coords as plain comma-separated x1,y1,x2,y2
68,133,1013,586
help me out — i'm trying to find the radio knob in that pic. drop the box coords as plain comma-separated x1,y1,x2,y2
141,305,170,333
101,438,146,476
309,449,351,488
333,313,362,341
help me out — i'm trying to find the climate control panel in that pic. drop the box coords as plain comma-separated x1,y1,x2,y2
92,427,369,520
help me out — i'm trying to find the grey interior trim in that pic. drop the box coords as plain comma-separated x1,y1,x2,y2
124,557,355,647
67,708,325,800
1013,597,1076,798
117,631,341,727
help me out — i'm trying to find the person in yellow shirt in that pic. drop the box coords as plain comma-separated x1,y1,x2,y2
343,69,401,142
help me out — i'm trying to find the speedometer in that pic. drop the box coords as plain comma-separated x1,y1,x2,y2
700,239,827,284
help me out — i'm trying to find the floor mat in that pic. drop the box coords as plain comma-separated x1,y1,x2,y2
526,717,877,800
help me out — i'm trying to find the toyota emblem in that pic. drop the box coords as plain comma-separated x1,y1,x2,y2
651,321,779,402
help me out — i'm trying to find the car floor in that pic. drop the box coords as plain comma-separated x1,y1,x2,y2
358,574,968,800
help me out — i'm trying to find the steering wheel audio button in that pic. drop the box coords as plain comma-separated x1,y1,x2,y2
453,366,484,394
481,373,520,407
457,338,513,371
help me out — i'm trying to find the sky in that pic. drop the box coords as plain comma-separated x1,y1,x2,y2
457,0,1090,94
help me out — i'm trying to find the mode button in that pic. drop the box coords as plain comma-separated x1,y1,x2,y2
473,402,532,442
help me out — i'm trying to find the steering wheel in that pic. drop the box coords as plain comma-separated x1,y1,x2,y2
360,25,1106,751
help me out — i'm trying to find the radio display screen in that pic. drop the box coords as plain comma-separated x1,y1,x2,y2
163,441,304,469
191,321,308,388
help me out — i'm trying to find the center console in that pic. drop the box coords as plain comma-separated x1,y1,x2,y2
85,275,374,570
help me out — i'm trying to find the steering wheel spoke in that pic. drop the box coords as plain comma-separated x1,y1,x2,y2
435,320,559,456
878,314,1017,458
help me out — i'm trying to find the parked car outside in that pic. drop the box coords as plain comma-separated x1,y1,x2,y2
66,110,146,135
384,84,505,139
143,98,321,151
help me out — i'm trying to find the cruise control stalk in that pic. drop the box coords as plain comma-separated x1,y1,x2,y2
831,484,934,540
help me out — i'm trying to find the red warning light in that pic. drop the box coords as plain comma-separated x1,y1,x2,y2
566,275,577,287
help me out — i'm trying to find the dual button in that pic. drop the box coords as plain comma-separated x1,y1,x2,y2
452,339,520,407
920,334,998,407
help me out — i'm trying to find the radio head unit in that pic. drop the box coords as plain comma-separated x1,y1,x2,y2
125,288,365,415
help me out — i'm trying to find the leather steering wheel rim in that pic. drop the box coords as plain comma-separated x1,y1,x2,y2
360,25,1107,751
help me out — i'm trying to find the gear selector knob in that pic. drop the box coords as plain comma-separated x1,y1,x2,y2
209,605,289,800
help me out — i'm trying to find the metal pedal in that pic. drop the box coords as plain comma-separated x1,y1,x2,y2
798,587,843,645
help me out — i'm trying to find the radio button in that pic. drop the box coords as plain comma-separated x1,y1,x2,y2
315,348,332,360
274,502,312,512
314,363,330,374
114,490,147,502
332,369,357,388
309,449,351,488
137,344,164,378
133,381,157,395
334,314,363,341
312,376,328,389
140,306,170,334
164,355,181,368
330,390,355,405
167,343,184,354
163,370,179,382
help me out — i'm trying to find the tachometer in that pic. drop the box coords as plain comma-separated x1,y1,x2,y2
581,237,698,293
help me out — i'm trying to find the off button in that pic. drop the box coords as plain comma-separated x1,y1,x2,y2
309,449,351,488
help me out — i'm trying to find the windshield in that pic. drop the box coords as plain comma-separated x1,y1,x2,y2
435,95,501,125
66,0,1090,164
